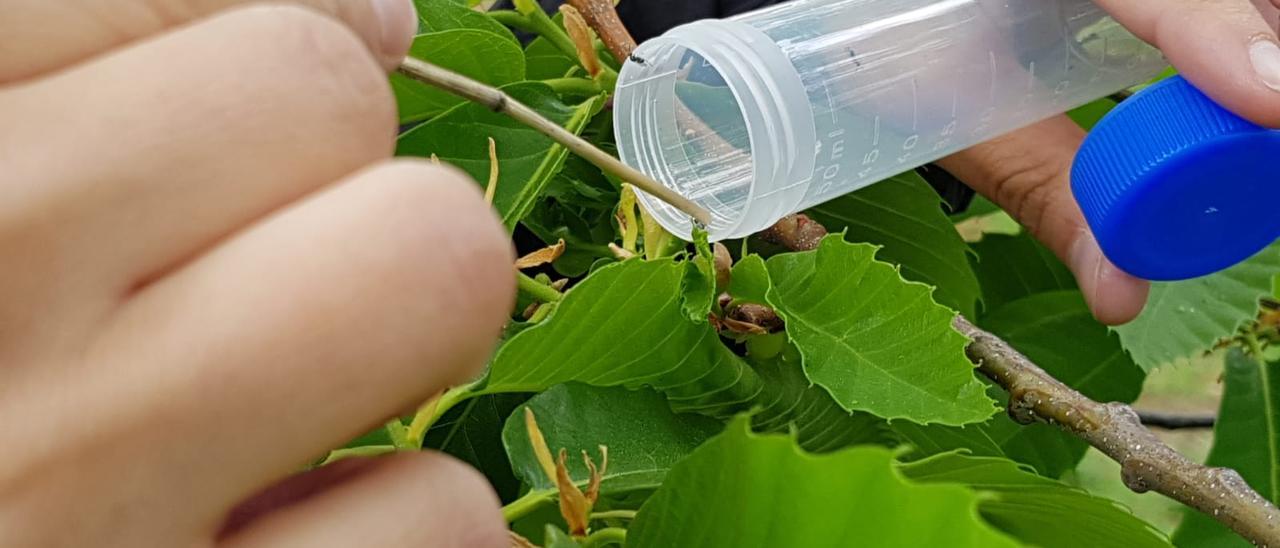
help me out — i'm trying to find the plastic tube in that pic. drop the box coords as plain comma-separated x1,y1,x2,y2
613,0,1169,240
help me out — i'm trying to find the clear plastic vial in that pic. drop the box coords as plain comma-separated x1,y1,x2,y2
613,0,1169,240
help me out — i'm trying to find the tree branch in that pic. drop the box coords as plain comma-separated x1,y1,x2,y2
564,0,637,65
395,57,711,226
955,316,1280,546
746,215,1277,543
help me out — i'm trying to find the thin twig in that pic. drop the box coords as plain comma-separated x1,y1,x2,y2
396,57,711,225
955,316,1280,546
1137,410,1217,430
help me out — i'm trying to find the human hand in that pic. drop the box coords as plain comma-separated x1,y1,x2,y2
939,0,1280,325
0,1,513,546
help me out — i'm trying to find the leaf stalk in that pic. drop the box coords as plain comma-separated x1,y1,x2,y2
518,271,564,303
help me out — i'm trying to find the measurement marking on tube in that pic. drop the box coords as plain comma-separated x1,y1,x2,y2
1063,24,1071,70
623,70,678,87
1028,61,1036,90
988,51,997,104
872,116,880,146
910,78,919,131
897,134,919,163
823,83,839,123
828,129,846,161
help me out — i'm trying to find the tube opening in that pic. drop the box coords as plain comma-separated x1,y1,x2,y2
616,40,757,240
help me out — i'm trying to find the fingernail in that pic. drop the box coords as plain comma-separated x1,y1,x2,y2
372,0,418,66
1249,39,1280,92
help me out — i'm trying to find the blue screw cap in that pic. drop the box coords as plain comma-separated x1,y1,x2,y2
1071,75,1280,281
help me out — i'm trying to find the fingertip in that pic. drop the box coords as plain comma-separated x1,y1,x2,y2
1150,7,1280,128
1069,234,1150,325
1086,263,1151,326
370,0,418,70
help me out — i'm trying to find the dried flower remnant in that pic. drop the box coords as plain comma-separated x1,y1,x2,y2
560,5,602,78
485,137,499,205
523,407,610,538
516,239,566,270
615,184,640,253
524,407,558,483
508,531,537,548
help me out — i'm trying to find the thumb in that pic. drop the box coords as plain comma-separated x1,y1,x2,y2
938,115,1150,325
1096,0,1280,127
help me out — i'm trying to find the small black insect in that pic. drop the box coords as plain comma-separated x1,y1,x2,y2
629,53,648,65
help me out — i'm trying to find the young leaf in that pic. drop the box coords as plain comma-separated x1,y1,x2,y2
681,228,716,321
1117,242,1280,371
627,417,1019,547
900,453,1171,547
502,384,723,495
970,232,1076,315
483,259,763,419
727,253,771,305
765,236,996,426
1172,349,1280,547
807,172,981,318
414,0,518,42
391,30,525,124
896,291,1146,477
397,83,604,229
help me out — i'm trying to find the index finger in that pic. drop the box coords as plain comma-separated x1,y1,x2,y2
1096,0,1280,126
0,0,417,82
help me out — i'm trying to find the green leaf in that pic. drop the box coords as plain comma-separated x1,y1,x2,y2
391,30,525,124
422,393,529,502
628,417,1019,547
525,36,578,80
808,172,981,318
1172,349,1280,547
727,253,771,305
502,383,723,494
397,83,604,229
523,203,615,277
747,339,892,452
765,236,996,425
970,233,1075,315
414,0,517,42
483,258,762,419
1068,98,1119,130
896,291,1146,477
542,526,584,548
1117,242,1280,371
681,229,716,321
487,257,889,454
900,453,1171,548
